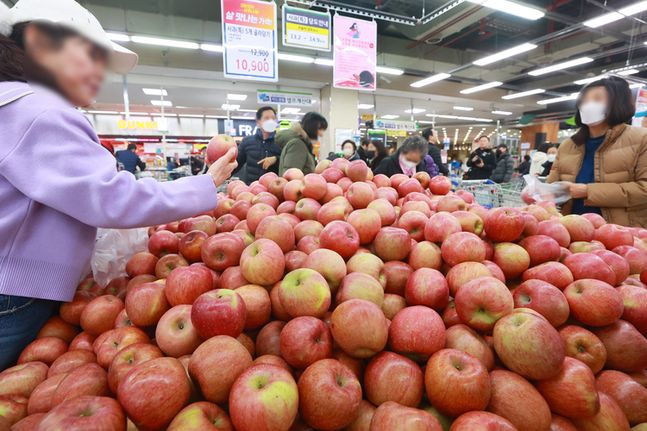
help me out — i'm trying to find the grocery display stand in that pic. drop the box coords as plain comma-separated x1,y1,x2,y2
458,178,526,208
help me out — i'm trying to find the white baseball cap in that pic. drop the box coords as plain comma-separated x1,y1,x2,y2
0,0,137,73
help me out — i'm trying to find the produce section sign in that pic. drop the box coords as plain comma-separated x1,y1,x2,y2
257,89,314,106
333,14,377,91
221,0,278,82
282,5,331,51
374,118,417,132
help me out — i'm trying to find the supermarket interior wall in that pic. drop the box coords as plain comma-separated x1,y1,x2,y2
520,122,560,148
320,85,359,157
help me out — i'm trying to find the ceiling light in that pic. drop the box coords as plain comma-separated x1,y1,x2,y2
492,110,513,115
618,69,640,76
529,57,594,76
131,35,199,49
151,100,172,107
86,110,119,115
281,107,302,114
106,32,130,42
206,115,228,119
427,114,493,122
200,43,224,52
502,88,545,99
410,73,451,88
583,12,623,28
227,94,248,101
453,106,474,111
179,114,205,118
537,93,579,105
574,75,607,85
460,81,503,94
376,66,405,75
231,116,254,120
381,115,400,119
358,104,374,109
467,0,545,20
221,103,240,110
405,108,426,114
630,83,645,88
473,43,537,66
237,108,257,113
120,112,151,116
277,53,314,63
142,88,167,96
314,58,334,66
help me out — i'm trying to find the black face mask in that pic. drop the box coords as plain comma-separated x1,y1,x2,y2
366,150,376,158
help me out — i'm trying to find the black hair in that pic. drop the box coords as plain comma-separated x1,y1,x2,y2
360,138,370,148
497,144,508,150
369,139,386,156
341,140,357,152
478,136,490,142
0,22,76,90
572,76,635,145
536,143,549,153
256,106,276,120
400,135,428,155
421,127,434,141
301,112,328,140
127,143,137,151
524,154,531,161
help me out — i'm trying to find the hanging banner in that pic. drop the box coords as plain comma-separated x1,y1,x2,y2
633,86,647,128
257,89,315,106
374,118,417,132
333,15,377,91
282,5,331,51
222,0,278,82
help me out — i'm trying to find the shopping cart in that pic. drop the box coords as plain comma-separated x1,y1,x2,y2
457,177,527,208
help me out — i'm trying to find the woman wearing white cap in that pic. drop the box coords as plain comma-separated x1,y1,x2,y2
0,0,237,368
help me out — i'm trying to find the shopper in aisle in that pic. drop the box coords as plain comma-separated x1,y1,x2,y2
466,136,497,180
422,127,449,176
374,135,429,177
357,138,370,162
115,143,146,175
277,112,328,175
491,144,514,183
548,76,647,226
340,140,361,161
0,0,238,369
367,139,387,170
540,146,557,177
517,154,531,175
191,147,208,175
530,143,549,176
233,106,281,184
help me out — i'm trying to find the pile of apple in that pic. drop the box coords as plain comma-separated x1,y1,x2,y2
2,156,647,431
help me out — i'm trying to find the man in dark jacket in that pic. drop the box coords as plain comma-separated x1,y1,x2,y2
517,154,531,175
422,128,449,176
234,106,282,184
115,143,146,175
466,136,497,180
491,144,515,183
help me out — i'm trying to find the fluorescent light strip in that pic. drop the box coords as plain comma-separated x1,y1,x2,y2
281,108,302,114
467,0,545,20
492,110,513,115
529,57,594,76
179,114,206,118
131,35,199,50
376,66,405,75
221,104,240,110
574,75,607,85
410,73,451,88
381,115,400,119
405,108,426,114
473,43,537,66
227,94,248,101
427,114,493,122
583,12,623,28
151,100,172,107
200,43,224,52
502,88,545,99
453,106,474,111
143,88,167,96
358,104,374,109
237,108,257,113
537,93,579,105
106,32,130,42
618,69,640,76
277,53,314,63
460,81,503,94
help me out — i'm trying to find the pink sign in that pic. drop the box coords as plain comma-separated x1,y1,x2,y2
333,15,377,91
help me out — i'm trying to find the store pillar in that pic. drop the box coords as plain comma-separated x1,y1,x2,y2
319,85,359,158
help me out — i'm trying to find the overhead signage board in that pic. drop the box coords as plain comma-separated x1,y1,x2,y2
222,0,278,82
333,14,377,91
282,5,331,51
257,89,314,106
374,118,417,132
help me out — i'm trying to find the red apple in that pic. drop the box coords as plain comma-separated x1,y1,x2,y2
191,289,246,339
596,370,647,425
239,239,286,286
201,232,245,272
347,209,382,245
52,363,109,406
613,245,647,274
513,279,570,327
278,268,331,318
424,212,462,243
429,176,451,195
36,395,125,431
228,364,299,431
167,401,233,431
155,254,189,278
18,337,68,366
560,214,595,242
522,261,574,290
559,325,608,374
398,211,428,242
317,200,350,225
425,348,490,417
337,272,384,307
230,201,251,221
617,284,647,335
165,265,213,306
444,324,495,370
452,210,484,235
593,249,631,286
93,326,149,368
455,276,513,332
331,299,388,359
441,232,486,267
126,252,158,277
155,305,201,358
220,266,248,289
68,332,95,352
564,279,623,326
235,284,271,329
178,231,208,263
519,234,561,266
383,261,413,296
322,167,344,183
80,295,124,336
107,343,163,394
319,221,360,260
255,321,285,357
124,281,169,327
446,262,491,296
345,400,376,431
179,215,217,235
346,182,375,209
564,252,616,285
365,352,423,407
346,160,369,182
346,253,385,284
367,199,397,226
388,305,445,362
207,135,237,163
537,220,571,248
484,207,525,242
404,268,449,311
297,235,320,254
493,242,530,280
436,195,466,212
595,223,633,249
294,198,322,221
449,411,517,431
374,227,411,262
279,316,332,369
382,294,407,320
304,248,347,291
48,349,96,378
369,401,442,431
28,373,67,414
594,320,647,372
148,230,179,257
571,392,630,431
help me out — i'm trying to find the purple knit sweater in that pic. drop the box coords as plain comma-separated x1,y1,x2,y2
0,82,218,301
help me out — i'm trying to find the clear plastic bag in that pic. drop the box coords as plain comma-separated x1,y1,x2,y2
91,228,149,287
522,174,572,205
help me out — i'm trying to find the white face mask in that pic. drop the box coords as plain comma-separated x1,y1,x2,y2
400,156,417,169
579,101,607,126
547,154,556,162
261,120,277,133
343,147,354,157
